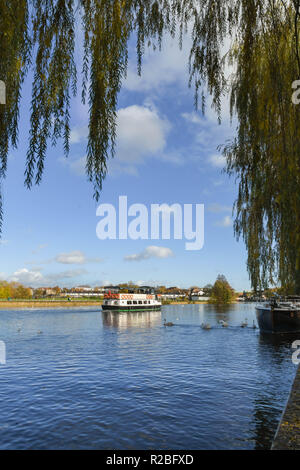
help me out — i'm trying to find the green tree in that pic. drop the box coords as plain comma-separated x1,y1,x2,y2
1,1,300,292
210,275,235,305
203,284,213,296
0,281,13,299
12,284,32,299
0,281,32,299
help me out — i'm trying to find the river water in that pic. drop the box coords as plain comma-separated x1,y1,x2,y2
0,303,298,449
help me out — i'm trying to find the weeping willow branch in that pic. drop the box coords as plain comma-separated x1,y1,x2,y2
223,2,300,293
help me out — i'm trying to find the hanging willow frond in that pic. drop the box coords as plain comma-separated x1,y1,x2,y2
223,2,300,293
25,0,76,188
0,0,31,233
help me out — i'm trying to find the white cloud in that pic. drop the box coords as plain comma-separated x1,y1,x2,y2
60,155,86,176
55,251,86,264
124,245,174,262
115,104,170,163
216,216,232,227
181,112,202,125
208,203,232,213
123,35,191,93
64,104,172,176
32,244,48,255
55,250,103,265
181,111,234,166
7,267,88,287
68,156,86,176
0,240,9,246
8,268,45,285
208,154,227,168
122,30,234,129
70,125,88,144
50,269,88,280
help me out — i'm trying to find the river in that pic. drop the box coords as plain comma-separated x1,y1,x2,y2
0,303,298,449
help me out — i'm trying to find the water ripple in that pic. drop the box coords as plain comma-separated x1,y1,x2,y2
0,304,297,449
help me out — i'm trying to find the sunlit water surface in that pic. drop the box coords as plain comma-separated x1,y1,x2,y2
0,304,298,449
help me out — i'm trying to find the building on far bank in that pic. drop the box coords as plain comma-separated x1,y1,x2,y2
189,288,211,302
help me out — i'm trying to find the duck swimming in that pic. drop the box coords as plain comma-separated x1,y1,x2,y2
163,319,174,327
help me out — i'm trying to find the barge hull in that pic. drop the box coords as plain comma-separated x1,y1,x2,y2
102,304,161,312
256,308,300,334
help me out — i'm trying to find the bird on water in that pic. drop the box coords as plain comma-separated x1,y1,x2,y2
163,319,174,327
201,323,212,330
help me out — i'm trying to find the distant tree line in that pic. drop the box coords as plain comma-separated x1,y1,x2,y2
0,281,32,299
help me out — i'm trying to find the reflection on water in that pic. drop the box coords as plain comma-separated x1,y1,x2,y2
102,310,161,329
0,304,297,449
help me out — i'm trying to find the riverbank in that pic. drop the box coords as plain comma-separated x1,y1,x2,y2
0,299,212,309
0,299,241,310
0,300,102,309
272,364,300,449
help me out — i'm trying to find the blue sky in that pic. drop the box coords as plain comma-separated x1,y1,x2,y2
0,31,250,291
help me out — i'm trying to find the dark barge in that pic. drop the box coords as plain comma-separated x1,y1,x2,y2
256,297,300,334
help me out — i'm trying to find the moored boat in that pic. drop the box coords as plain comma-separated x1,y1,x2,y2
255,296,300,334
102,287,162,311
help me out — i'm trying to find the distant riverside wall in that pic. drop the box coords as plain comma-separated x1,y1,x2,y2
272,365,300,450
0,300,102,309
0,299,213,309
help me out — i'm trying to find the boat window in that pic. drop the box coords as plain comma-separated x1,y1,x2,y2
133,301,137,305
127,301,132,305
138,301,142,304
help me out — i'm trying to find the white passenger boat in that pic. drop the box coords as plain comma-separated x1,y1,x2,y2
102,287,162,311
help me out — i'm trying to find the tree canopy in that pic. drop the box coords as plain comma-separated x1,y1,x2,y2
209,274,235,304
0,281,32,299
0,1,300,292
